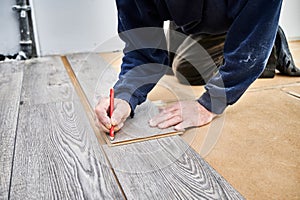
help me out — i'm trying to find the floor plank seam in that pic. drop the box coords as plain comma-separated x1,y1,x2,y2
284,91,300,100
7,72,24,200
7,109,19,200
61,56,127,199
248,81,300,92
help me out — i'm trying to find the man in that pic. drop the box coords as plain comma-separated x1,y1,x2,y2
95,0,283,133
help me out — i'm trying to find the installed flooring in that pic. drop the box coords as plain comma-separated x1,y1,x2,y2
1,57,124,199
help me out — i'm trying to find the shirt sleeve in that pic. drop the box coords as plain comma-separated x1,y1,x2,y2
198,0,282,114
114,0,168,114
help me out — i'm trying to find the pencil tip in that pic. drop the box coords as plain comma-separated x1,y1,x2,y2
110,136,115,141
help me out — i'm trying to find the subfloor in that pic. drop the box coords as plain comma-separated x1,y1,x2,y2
100,41,300,200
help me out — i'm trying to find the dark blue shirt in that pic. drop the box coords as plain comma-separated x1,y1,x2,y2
114,0,282,114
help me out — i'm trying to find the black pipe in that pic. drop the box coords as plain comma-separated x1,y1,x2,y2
12,0,33,59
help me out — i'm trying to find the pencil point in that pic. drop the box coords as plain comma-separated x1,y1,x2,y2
110,136,115,141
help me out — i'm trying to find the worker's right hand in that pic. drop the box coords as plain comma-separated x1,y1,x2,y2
95,97,131,133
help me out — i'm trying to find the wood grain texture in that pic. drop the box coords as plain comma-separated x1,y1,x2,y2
61,56,107,146
20,57,73,105
104,135,244,200
66,53,118,108
9,57,124,199
0,62,23,199
66,54,179,145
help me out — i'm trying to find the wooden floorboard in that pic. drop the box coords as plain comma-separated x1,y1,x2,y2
9,57,124,199
19,57,73,105
103,136,244,199
66,53,118,108
0,62,23,199
111,101,180,145
67,53,244,199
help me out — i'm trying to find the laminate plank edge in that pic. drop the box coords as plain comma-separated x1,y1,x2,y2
0,61,23,200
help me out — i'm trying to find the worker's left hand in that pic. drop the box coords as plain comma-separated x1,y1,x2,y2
149,100,216,131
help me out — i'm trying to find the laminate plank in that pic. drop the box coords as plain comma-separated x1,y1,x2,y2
20,57,73,105
66,54,179,145
0,62,23,200
112,100,179,145
104,136,244,199
66,53,118,108
9,57,124,199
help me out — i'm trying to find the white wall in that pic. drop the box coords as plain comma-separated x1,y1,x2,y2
279,0,300,40
31,0,298,56
0,0,20,55
2,0,299,56
30,0,123,56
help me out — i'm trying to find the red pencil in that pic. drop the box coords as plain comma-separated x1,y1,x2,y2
109,88,115,140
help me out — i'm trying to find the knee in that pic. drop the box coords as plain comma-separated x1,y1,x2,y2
172,55,207,85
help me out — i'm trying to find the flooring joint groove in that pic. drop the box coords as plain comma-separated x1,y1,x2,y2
61,56,127,199
249,82,300,92
7,70,24,200
285,91,300,99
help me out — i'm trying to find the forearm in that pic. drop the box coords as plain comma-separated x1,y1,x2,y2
114,0,168,113
114,49,168,112
198,0,283,114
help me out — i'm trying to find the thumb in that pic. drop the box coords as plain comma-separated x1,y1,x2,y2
174,122,186,132
111,108,125,126
111,99,131,126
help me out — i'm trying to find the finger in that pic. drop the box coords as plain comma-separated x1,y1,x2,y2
149,110,179,127
157,115,183,129
114,122,124,132
96,97,110,111
174,122,187,132
95,98,111,129
161,103,180,113
100,123,110,133
95,112,111,129
111,109,126,126
94,115,110,132
150,102,181,124
94,113,110,131
95,120,110,133
111,100,130,126
174,119,210,131
175,117,191,129
95,99,110,115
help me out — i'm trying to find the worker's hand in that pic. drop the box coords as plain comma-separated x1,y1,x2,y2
95,97,131,133
149,100,216,131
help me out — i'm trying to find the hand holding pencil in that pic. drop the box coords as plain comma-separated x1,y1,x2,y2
95,89,131,139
